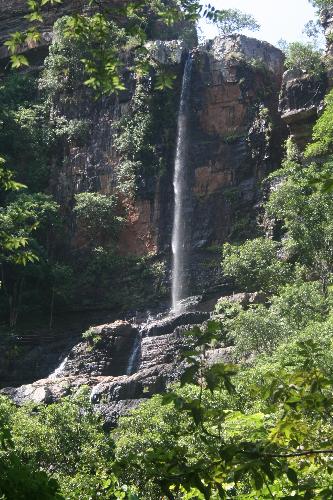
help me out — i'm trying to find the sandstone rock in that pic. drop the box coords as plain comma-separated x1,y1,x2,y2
145,40,185,65
279,71,327,148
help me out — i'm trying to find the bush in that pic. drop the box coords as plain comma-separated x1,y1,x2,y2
284,41,324,77
227,305,290,358
73,192,123,245
222,238,292,294
305,89,333,158
271,281,327,330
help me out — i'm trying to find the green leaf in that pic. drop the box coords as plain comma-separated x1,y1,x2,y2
286,468,298,485
10,54,29,68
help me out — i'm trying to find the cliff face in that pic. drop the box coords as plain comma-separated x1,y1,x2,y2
278,7,333,148
186,36,285,293
2,7,332,422
279,69,327,148
23,29,283,307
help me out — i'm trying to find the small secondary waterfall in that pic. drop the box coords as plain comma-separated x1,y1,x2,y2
171,56,192,314
126,332,141,375
48,356,68,379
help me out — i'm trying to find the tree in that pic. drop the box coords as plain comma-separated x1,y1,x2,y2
0,192,60,326
222,238,292,294
227,304,290,358
265,153,333,293
73,192,124,247
215,9,260,36
0,397,62,500
284,41,325,77
309,0,333,9
305,89,333,159
3,1,258,96
114,319,333,498
271,280,327,330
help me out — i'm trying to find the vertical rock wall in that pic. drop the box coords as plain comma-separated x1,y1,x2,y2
185,36,285,294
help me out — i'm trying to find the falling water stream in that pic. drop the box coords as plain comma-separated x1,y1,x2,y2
171,56,193,314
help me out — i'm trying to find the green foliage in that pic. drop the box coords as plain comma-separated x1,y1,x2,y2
3,1,259,95
228,304,290,357
215,9,260,35
305,89,333,159
0,397,62,499
0,157,25,192
0,73,53,192
73,192,123,245
113,318,333,498
114,80,178,197
0,191,61,326
284,41,325,77
0,193,60,265
222,238,292,294
309,0,333,9
0,390,122,499
271,280,327,329
82,327,102,346
74,247,167,311
265,152,333,289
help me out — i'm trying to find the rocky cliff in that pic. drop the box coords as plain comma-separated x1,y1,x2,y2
44,33,285,304
279,6,333,148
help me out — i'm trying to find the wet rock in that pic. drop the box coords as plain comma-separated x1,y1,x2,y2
1,312,210,423
142,311,210,337
49,321,138,378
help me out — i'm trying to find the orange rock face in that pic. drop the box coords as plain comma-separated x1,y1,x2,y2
199,83,247,136
118,199,157,256
193,165,233,198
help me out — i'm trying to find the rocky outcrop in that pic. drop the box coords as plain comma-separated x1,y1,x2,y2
2,310,233,427
278,7,333,149
279,69,327,148
185,35,285,293
42,32,286,304
50,321,138,378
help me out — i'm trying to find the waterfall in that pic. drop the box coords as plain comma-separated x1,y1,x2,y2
171,56,192,314
126,333,141,375
48,356,68,379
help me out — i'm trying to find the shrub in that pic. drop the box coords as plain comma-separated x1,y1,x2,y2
228,304,290,358
73,192,123,245
284,41,325,77
271,281,327,330
222,238,292,294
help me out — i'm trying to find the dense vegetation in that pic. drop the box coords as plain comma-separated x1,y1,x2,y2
1,0,333,498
